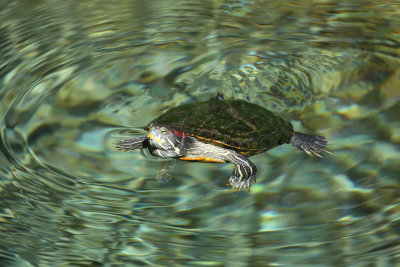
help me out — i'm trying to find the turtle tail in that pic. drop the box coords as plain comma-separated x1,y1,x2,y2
289,132,331,158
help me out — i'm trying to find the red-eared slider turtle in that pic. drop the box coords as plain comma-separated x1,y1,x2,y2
115,94,330,190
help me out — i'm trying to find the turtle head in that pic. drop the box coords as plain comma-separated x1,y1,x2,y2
147,124,186,158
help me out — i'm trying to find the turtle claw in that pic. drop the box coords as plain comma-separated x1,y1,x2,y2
311,150,323,158
114,143,128,153
300,145,332,158
321,148,332,155
228,176,255,192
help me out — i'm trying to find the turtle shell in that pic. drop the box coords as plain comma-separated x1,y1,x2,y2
150,99,294,156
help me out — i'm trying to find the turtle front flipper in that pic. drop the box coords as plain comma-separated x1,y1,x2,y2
114,136,147,152
226,151,257,191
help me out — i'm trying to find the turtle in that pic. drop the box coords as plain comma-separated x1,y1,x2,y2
114,93,330,190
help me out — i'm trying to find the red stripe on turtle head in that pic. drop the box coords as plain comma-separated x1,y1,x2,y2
174,130,185,138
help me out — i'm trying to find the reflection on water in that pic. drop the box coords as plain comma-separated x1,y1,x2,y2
1,0,400,266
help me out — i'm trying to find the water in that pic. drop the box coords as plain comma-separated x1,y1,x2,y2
1,0,400,266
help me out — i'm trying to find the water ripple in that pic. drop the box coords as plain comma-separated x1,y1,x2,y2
1,0,400,266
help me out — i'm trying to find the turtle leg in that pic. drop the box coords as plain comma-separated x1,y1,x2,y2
156,160,176,181
182,148,257,190
289,132,331,157
182,137,257,190
225,151,257,191
114,136,147,152
216,93,224,100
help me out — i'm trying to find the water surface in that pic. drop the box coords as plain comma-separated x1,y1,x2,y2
1,0,400,266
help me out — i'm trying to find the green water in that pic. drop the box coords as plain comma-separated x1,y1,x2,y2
1,0,400,266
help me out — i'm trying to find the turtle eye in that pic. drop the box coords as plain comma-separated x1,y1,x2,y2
160,127,168,134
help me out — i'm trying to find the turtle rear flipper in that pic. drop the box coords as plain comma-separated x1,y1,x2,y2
226,151,257,191
289,132,331,157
